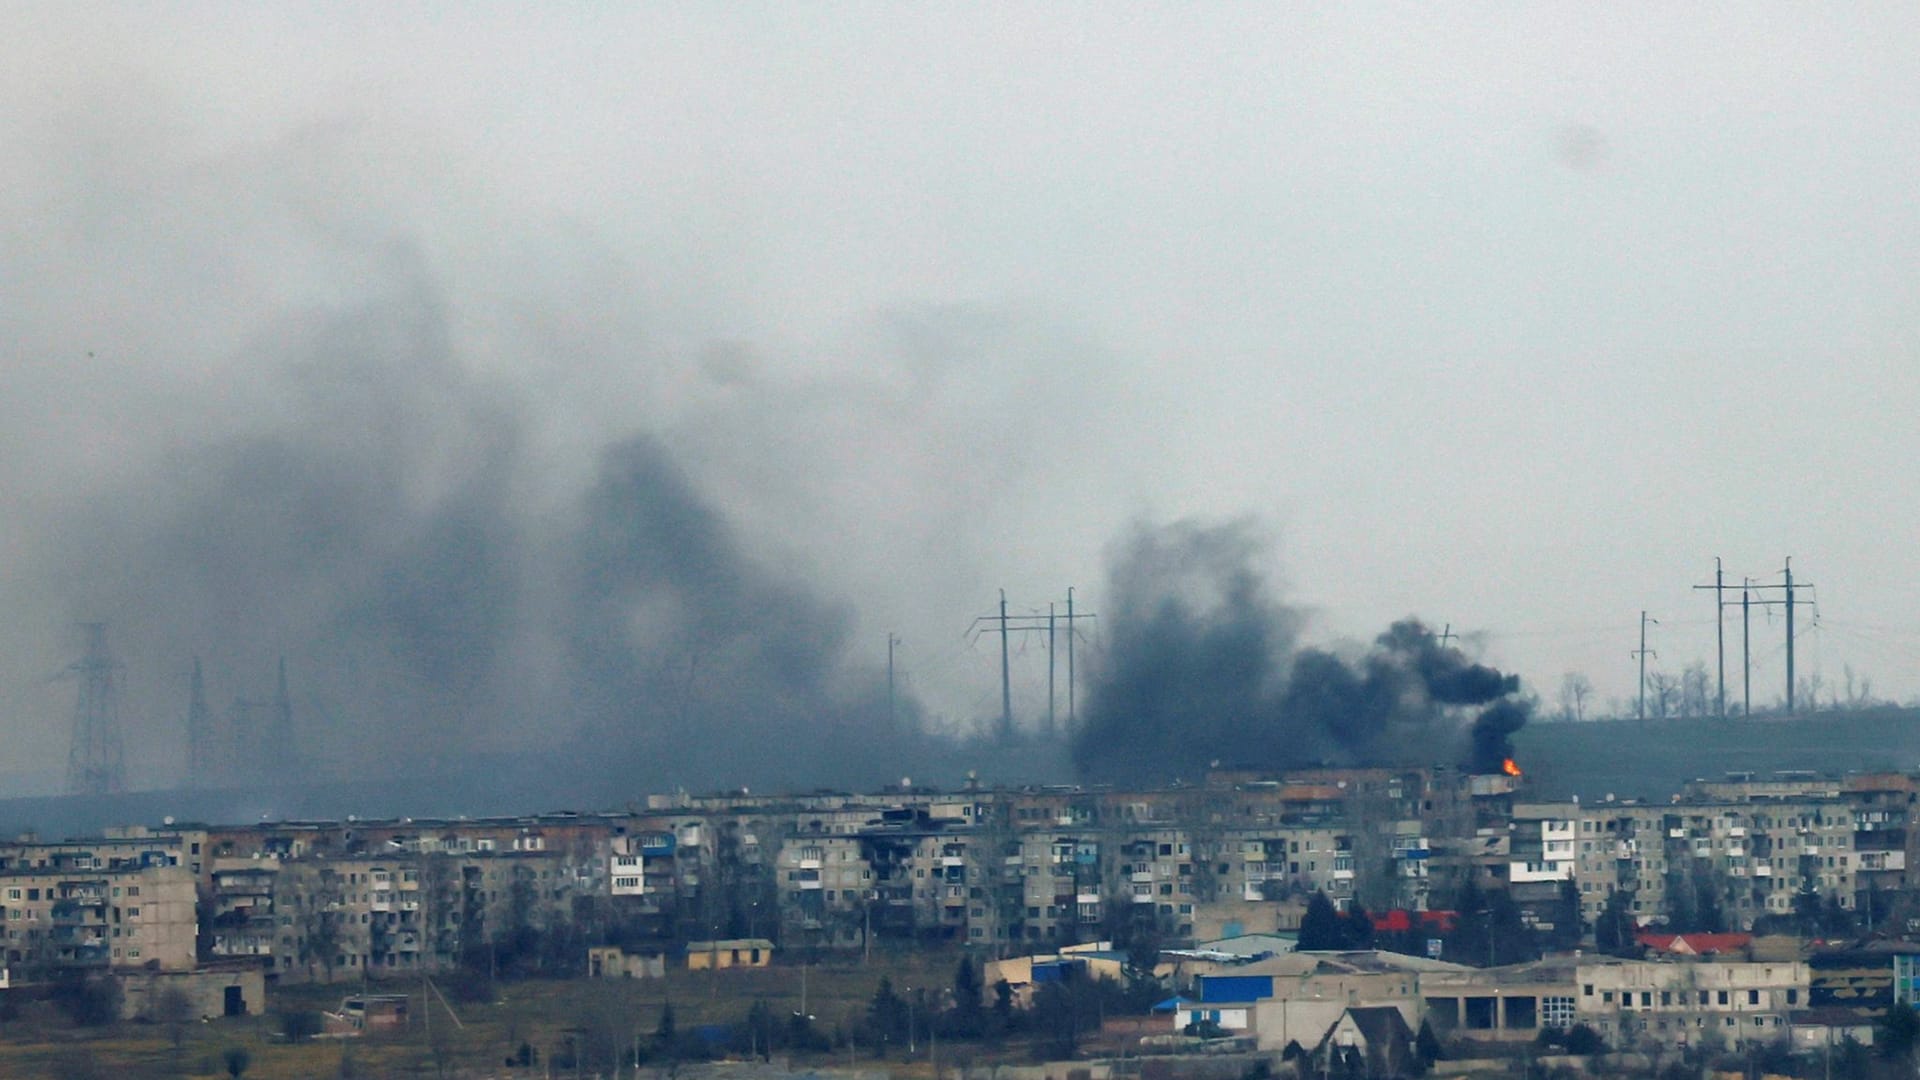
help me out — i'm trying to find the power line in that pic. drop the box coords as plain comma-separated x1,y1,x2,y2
1632,610,1658,721
65,623,126,796
967,589,1096,741
1692,557,1728,718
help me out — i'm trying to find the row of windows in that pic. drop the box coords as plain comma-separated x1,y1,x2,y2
1583,985,1798,1008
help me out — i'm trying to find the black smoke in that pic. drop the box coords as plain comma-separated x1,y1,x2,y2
1071,520,1532,784
32,279,968,799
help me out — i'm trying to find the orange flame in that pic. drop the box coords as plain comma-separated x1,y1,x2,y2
1502,758,1523,777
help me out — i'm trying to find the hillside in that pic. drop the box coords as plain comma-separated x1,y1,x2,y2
1512,706,1920,801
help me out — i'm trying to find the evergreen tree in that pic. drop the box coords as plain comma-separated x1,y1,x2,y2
1663,870,1697,931
1344,901,1376,949
1880,1003,1920,1062
867,976,907,1051
1595,890,1637,956
954,955,982,1012
1692,869,1725,933
1555,876,1583,948
1299,891,1344,950
1416,1019,1443,1065
952,956,984,1036
654,1001,677,1057
1487,888,1533,965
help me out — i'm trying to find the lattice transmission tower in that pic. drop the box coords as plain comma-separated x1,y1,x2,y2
66,623,127,795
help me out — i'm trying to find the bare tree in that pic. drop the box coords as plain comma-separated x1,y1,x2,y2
1557,673,1593,723
1844,665,1876,709
1679,662,1711,719
1646,671,1680,720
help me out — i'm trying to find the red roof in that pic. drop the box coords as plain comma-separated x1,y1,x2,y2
1372,910,1458,934
1636,932,1752,956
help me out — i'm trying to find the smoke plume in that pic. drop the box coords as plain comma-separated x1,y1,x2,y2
1072,520,1531,784
17,267,975,798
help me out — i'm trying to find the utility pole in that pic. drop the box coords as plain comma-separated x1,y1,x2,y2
1632,611,1658,721
886,633,900,729
1067,588,1077,730
1046,603,1057,740
1437,623,1457,649
186,656,212,787
998,591,1013,742
968,591,1096,742
1785,558,1800,713
1738,559,1815,714
1058,588,1097,733
1693,558,1728,718
273,656,293,776
1742,579,1752,719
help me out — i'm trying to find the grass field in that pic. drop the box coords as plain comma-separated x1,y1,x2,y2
0,946,1032,1079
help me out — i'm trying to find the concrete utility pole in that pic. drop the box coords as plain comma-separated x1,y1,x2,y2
968,591,1096,742
1067,588,1077,729
998,591,1013,741
1693,558,1728,718
1046,603,1057,740
1742,580,1752,719
1738,559,1815,714
1060,588,1097,733
886,633,901,729
1633,611,1658,721
1785,558,1806,712
186,656,212,787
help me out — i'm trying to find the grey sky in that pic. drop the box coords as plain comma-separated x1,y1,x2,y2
4,6,1918,790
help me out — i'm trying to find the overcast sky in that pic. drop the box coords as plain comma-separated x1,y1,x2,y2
4,5,1919,791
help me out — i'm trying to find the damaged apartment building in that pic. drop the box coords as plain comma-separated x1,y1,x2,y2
11,764,1912,987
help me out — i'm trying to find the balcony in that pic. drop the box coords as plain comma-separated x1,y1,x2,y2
51,900,107,925
51,924,106,945
57,943,110,967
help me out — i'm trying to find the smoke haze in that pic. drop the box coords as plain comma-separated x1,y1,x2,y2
1073,521,1533,784
8,8,1920,805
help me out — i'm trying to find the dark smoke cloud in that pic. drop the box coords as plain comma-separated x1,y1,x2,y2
27,268,969,798
1072,520,1531,784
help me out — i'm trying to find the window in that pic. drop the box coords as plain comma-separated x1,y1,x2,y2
1747,989,1759,1006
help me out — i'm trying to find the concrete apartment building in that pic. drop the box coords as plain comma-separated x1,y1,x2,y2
16,765,1918,991
0,863,197,974
1571,793,1857,930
